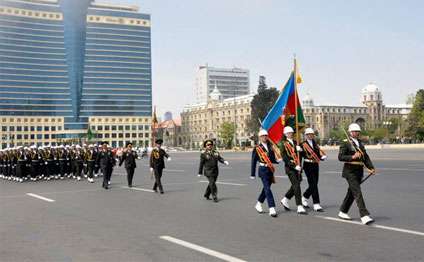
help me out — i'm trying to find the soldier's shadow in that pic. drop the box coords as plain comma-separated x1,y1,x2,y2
215,197,240,202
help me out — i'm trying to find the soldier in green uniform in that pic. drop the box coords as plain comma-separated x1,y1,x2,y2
338,123,376,225
198,139,229,202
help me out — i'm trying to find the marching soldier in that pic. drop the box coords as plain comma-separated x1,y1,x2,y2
198,139,229,202
73,145,84,181
119,142,138,187
300,128,327,212
149,139,171,194
84,145,97,183
338,123,376,225
43,146,55,181
251,129,281,217
0,150,4,179
280,126,307,215
29,145,42,181
58,145,68,180
96,142,115,189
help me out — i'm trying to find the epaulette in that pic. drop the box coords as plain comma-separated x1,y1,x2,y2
343,139,348,142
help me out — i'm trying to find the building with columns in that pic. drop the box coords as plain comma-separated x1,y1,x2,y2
181,85,254,149
303,83,412,140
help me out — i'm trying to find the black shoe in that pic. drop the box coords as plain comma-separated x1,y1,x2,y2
128,185,132,188
213,197,218,202
160,191,164,194
104,186,109,190
204,196,211,200
153,188,157,192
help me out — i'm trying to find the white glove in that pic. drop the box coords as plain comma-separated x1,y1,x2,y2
296,146,303,152
277,158,282,163
224,161,229,166
250,176,256,180
150,167,154,172
295,165,302,171
45,162,48,165
321,155,327,160
197,174,202,177
167,157,171,162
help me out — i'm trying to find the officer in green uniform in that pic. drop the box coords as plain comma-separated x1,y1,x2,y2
198,139,229,202
338,123,376,225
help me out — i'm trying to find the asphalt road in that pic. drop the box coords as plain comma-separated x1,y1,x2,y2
1,148,423,262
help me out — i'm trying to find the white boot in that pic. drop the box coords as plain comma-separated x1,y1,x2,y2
297,205,307,215
255,202,263,213
269,207,277,217
302,196,309,208
361,215,374,225
313,204,324,212
338,211,352,220
281,197,290,210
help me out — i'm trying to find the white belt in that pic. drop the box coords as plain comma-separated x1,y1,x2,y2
259,163,268,167
304,159,317,163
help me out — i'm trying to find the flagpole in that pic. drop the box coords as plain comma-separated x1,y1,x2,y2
293,55,301,162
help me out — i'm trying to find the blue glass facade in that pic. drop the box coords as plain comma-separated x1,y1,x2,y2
0,0,152,134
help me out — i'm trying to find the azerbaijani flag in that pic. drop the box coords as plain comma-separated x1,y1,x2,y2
261,70,305,143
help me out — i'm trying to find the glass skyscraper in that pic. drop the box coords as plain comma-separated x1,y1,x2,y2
0,0,152,147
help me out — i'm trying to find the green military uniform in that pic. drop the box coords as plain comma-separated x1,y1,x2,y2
338,138,374,217
198,139,227,202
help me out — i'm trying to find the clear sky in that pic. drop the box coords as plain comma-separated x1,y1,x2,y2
102,0,423,118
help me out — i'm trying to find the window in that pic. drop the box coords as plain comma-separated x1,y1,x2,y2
112,133,117,138
17,135,22,139
132,125,136,131
1,126,6,132
125,133,130,138
112,126,117,131
139,133,143,138
98,134,103,139
44,134,49,139
105,134,110,138
105,126,110,131
17,126,22,132
24,126,28,132
98,126,103,131
37,126,42,131
125,125,130,130
51,126,56,132
44,126,50,131
30,126,35,132
118,126,124,131
138,125,143,130
37,134,42,139
119,133,123,138
58,126,62,131
30,134,35,139
132,133,136,138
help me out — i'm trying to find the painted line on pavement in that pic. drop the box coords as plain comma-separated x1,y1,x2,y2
199,181,246,186
166,169,186,173
121,186,155,193
316,215,424,237
160,235,247,262
26,193,55,202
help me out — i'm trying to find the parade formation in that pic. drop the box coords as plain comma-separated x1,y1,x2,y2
0,124,376,225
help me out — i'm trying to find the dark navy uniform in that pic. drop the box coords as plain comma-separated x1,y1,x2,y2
149,141,169,194
119,148,138,187
301,139,324,205
251,141,278,208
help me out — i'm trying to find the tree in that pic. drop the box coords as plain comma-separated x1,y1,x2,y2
219,122,235,149
406,93,415,105
247,76,279,138
406,89,424,140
